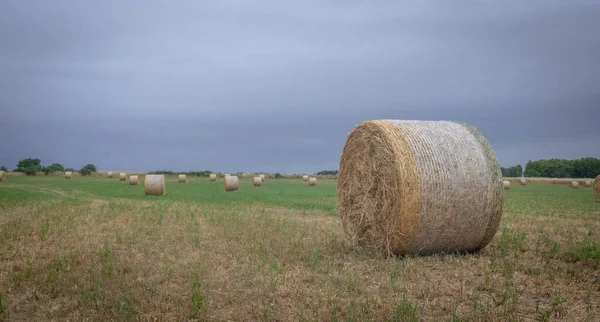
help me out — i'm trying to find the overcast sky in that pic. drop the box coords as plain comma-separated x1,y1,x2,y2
1,0,599,173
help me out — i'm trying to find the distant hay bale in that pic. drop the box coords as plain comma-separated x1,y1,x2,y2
65,171,72,179
107,171,113,178
338,120,503,256
503,180,511,190
224,173,230,179
308,178,317,186
129,175,139,185
145,175,166,196
568,181,578,189
209,173,217,181
594,175,600,202
260,174,265,182
520,178,527,185
583,180,592,187
120,173,127,181
224,175,239,192
178,174,187,183
302,175,308,182
0,171,6,181
253,176,262,186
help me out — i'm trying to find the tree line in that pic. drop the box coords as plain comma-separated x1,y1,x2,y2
8,157,597,179
4,158,97,176
502,157,600,178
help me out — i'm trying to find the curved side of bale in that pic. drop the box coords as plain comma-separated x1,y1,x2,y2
224,176,239,191
120,173,127,181
0,171,6,181
338,120,503,256
209,174,217,181
302,175,309,182
594,175,600,202
130,175,139,185
503,180,511,190
107,171,113,178
178,174,187,183
253,177,262,186
568,181,578,189
259,174,265,182
145,175,166,196
308,178,317,186
65,171,72,179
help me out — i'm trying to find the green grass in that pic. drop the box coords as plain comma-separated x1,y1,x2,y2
0,176,337,213
0,175,598,321
503,183,599,216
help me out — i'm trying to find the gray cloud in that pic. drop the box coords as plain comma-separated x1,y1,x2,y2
1,0,599,173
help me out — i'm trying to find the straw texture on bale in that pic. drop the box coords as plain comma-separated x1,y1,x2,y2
308,178,317,186
253,177,262,186
224,175,239,192
65,171,72,179
503,180,511,190
120,173,127,181
302,175,308,182
178,174,187,183
520,178,527,185
338,120,504,256
209,173,217,181
583,180,592,187
259,174,265,182
594,175,600,202
145,175,166,196
568,181,578,189
0,171,6,181
107,171,113,178
129,175,139,185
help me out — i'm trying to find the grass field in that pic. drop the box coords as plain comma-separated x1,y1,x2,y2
0,176,599,321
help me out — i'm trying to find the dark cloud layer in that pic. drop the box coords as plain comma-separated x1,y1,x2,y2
1,1,599,173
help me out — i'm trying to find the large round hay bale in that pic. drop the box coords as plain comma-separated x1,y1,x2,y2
145,175,166,196
129,175,139,185
107,171,113,178
338,120,503,256
224,175,239,192
568,181,578,189
260,174,265,182
520,178,527,185
583,180,592,187
594,175,600,202
209,173,217,181
65,171,72,179
0,171,6,181
120,173,127,181
308,178,317,186
253,176,262,186
503,180,511,190
302,175,308,182
178,174,187,183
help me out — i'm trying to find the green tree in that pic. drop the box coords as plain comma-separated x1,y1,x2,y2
15,158,42,173
524,157,600,178
23,167,37,176
79,164,97,176
0,166,7,172
49,163,64,173
501,165,523,177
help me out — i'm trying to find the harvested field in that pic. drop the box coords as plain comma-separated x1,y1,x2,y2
0,176,598,321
